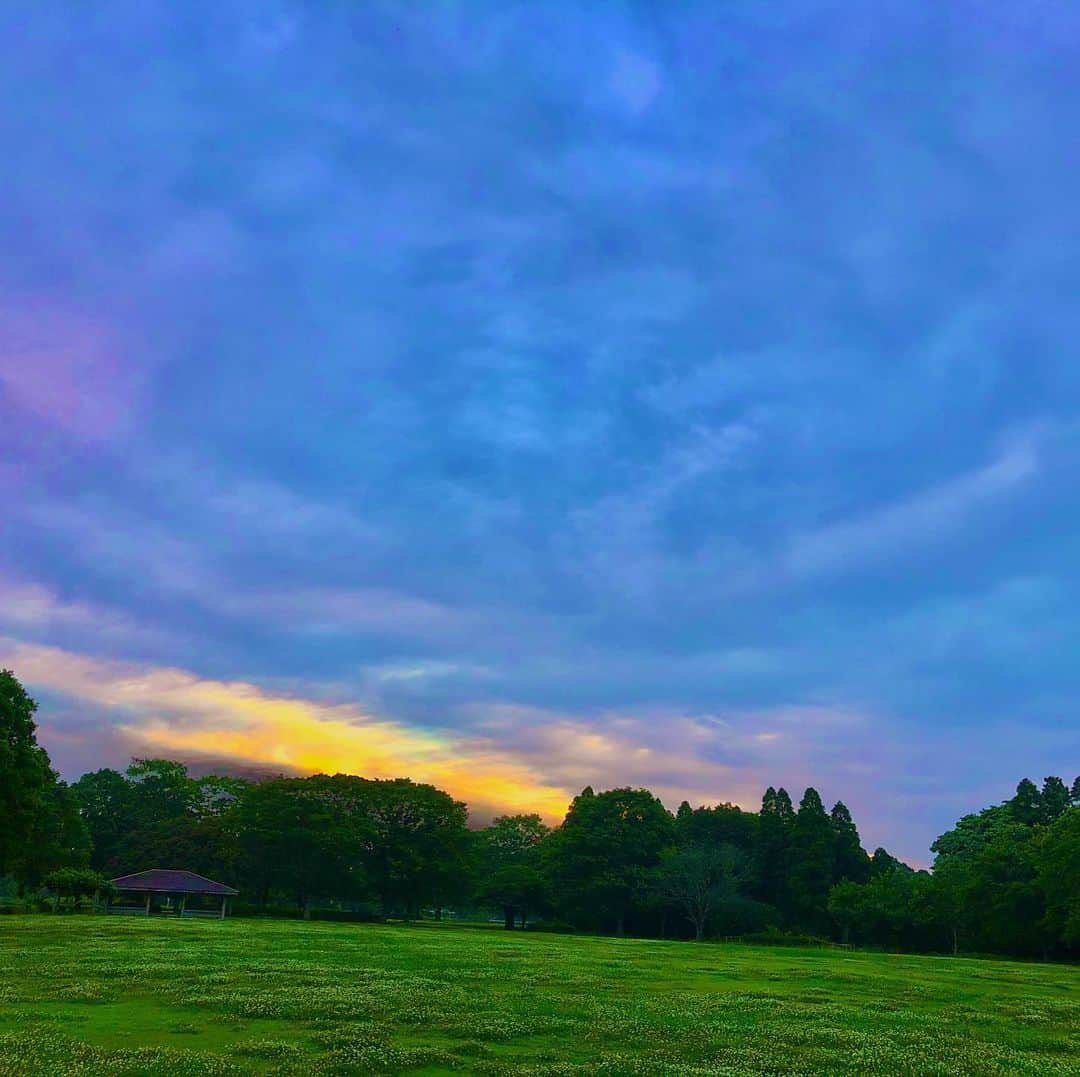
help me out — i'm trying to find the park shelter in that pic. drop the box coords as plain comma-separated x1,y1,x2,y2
110,869,238,918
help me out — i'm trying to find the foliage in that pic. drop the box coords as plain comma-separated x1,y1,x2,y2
0,671,89,891
830,801,870,884
546,787,674,936
753,786,794,912
831,775,1080,958
1036,807,1080,945
653,842,747,940
342,776,473,916
233,777,369,917
476,813,549,928
42,868,116,908
788,788,835,933
71,768,137,874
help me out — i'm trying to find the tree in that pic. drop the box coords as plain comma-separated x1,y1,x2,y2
234,777,368,917
338,777,473,917
126,758,200,825
1036,807,1080,949
0,669,55,880
43,868,116,912
72,769,137,873
830,801,870,884
931,803,1017,861
116,814,239,884
926,856,971,955
654,843,746,941
478,814,549,929
1071,776,1080,806
829,866,941,950
788,788,835,932
1010,778,1043,826
1040,776,1070,824
0,671,90,890
196,773,252,817
674,802,757,855
932,805,1047,957
13,778,91,891
548,787,674,936
753,787,794,913
827,880,866,944
868,847,907,878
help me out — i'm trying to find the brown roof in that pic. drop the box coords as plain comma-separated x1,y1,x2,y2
111,869,238,895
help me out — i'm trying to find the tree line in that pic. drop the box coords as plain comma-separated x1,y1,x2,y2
3,669,1078,957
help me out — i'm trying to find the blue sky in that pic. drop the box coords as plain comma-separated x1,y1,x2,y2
2,2,1078,861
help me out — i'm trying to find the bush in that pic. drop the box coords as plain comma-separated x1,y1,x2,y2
712,897,781,937
229,903,301,919
42,868,116,910
528,919,577,934
739,927,835,947
310,907,384,923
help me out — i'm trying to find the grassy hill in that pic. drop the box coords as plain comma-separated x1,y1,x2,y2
1,916,1077,1074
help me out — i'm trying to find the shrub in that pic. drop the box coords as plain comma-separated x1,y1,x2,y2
42,868,116,910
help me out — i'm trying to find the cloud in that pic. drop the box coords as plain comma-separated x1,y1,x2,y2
0,299,137,441
0,638,571,820
4,2,1080,866
0,634,882,829
609,50,661,114
780,437,1040,580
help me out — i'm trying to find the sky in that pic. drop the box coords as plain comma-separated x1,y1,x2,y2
2,2,1079,863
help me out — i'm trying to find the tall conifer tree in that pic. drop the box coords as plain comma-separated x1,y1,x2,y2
830,801,870,884
789,788,835,932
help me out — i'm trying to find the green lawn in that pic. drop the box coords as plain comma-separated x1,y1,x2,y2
0,917,1077,1075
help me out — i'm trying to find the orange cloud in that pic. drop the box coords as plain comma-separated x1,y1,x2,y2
0,639,870,828
0,638,572,820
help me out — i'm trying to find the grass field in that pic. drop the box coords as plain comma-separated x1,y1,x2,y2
0,917,1077,1075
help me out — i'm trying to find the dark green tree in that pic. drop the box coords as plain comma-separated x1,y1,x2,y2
233,777,367,916
548,787,674,936
125,758,200,825
71,768,137,873
43,867,116,912
1036,807,1080,950
753,786,794,913
830,801,870,884
0,669,55,880
12,777,91,890
195,773,252,817
675,801,757,854
828,869,937,949
932,804,1047,956
477,814,549,928
1010,778,1043,826
931,803,1016,860
0,671,89,890
868,847,907,878
654,842,746,941
1040,776,1070,823
788,788,835,932
341,776,474,917
116,814,239,884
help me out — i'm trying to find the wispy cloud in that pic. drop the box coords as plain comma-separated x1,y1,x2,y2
779,437,1040,580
